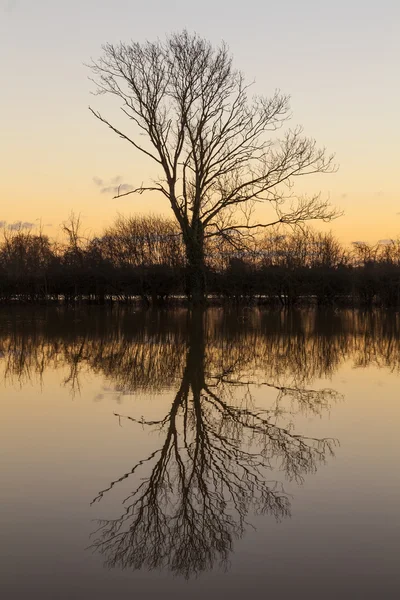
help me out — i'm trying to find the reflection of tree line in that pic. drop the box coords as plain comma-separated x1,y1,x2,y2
1,309,400,389
1,308,400,577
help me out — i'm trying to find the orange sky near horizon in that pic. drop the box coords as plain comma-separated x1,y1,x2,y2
1,0,399,246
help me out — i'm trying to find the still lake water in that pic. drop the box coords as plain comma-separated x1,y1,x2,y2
1,307,399,599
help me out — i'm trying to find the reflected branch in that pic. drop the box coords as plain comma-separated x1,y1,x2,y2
90,311,337,578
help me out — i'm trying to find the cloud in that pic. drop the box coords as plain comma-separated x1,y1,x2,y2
93,175,133,196
378,239,393,245
7,222,21,231
101,183,134,196
7,221,36,231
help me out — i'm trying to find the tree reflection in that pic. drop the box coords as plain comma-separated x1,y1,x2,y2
3,308,400,577
89,312,337,578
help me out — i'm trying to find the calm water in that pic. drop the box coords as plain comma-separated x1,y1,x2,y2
1,308,399,599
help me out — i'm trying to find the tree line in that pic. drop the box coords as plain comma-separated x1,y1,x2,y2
1,214,400,305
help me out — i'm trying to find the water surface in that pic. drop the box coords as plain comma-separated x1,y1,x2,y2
1,308,399,598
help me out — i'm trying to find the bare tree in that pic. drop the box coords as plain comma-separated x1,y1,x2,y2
88,30,339,303
98,214,184,269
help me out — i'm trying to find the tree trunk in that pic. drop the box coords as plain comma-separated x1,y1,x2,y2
184,224,206,305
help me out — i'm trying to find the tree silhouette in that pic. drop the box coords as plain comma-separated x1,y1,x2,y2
88,31,338,303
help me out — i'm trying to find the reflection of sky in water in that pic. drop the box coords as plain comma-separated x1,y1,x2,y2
0,308,399,599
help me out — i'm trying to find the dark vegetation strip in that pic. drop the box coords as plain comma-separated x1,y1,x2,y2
1,214,400,306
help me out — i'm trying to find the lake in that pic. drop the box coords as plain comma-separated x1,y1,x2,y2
1,307,399,599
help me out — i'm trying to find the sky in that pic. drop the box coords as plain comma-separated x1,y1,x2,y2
1,0,399,244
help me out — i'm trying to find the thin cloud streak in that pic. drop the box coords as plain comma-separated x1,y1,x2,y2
8,221,36,231
93,175,133,196
101,183,133,195
0,221,37,231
